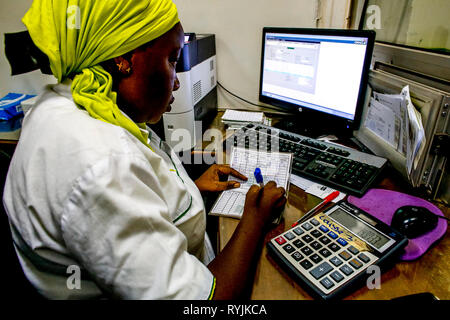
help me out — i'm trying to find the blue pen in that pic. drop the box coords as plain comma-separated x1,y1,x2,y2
254,168,264,188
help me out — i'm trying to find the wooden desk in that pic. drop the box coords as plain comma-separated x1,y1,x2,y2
208,111,450,300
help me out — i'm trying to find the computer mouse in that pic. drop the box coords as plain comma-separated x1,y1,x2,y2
391,206,439,239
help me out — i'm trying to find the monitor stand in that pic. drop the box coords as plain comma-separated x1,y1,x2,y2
273,116,353,139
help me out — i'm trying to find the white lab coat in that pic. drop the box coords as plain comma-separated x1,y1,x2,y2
3,81,216,299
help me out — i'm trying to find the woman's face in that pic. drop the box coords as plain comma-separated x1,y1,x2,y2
116,23,184,124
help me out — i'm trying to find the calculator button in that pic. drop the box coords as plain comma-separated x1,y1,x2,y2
339,250,352,261
319,236,331,245
358,253,370,263
301,222,313,231
337,238,348,246
301,235,313,243
310,218,320,226
291,251,304,261
284,232,295,240
311,230,322,238
328,243,340,252
349,258,363,269
330,256,343,267
310,254,323,264
309,261,333,279
293,227,304,236
320,277,335,289
301,246,313,256
311,241,323,250
328,231,338,239
348,245,360,255
293,239,305,248
275,236,286,245
318,248,332,258
330,271,344,283
319,225,329,233
340,264,354,276
283,244,295,254
300,259,313,270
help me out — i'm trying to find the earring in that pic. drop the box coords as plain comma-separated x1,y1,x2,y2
117,61,131,74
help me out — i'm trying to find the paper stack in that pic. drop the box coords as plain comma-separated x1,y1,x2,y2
364,85,426,186
221,109,267,129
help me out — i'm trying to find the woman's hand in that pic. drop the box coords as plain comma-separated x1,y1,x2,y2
242,181,287,229
194,164,248,193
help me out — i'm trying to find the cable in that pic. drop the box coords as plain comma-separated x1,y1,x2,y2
217,81,295,114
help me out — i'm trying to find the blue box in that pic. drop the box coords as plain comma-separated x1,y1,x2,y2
0,93,36,121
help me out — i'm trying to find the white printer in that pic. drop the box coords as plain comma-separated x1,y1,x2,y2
159,33,217,152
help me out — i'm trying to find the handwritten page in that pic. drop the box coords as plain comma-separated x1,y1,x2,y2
210,147,293,219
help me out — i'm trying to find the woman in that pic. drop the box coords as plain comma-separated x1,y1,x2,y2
3,0,286,299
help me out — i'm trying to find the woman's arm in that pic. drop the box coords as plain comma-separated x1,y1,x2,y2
207,182,286,299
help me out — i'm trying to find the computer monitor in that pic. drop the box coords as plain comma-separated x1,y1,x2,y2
259,27,375,137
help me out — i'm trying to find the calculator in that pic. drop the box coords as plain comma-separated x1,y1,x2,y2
267,200,408,300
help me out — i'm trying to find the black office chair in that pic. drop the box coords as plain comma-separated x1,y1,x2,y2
0,146,44,299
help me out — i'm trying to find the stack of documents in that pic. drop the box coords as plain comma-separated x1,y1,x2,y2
221,109,267,129
210,147,292,219
364,85,425,186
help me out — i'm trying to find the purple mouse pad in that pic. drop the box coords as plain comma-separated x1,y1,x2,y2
348,189,447,261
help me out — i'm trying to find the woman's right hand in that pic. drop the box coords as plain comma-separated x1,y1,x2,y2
242,181,287,228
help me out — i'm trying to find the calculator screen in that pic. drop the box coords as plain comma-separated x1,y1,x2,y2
329,208,390,250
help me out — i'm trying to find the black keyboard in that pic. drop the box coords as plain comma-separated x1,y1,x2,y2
224,123,387,196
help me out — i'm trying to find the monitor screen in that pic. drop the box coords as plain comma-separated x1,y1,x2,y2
259,28,375,134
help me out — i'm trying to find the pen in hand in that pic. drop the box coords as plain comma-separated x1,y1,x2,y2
254,168,264,188
291,190,340,227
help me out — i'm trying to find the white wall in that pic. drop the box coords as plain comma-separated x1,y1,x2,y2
173,0,319,111
0,0,57,97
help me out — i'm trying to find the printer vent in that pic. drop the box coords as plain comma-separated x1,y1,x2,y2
193,80,202,103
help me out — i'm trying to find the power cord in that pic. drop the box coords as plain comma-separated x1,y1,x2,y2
217,81,295,114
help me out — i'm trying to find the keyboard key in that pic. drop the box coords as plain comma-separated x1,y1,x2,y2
301,235,313,243
358,253,370,263
348,245,360,255
292,239,305,248
300,259,313,270
275,236,286,245
293,227,304,236
310,218,320,226
320,277,335,289
319,248,332,258
340,264,354,276
327,231,338,239
310,254,323,264
283,244,295,254
311,241,323,250
330,271,344,283
284,232,295,240
339,251,352,261
337,238,348,246
319,225,329,233
328,243,340,252
311,230,322,238
301,222,313,231
309,262,333,279
301,246,313,256
330,256,343,267
291,251,304,261
349,258,363,269
319,236,331,245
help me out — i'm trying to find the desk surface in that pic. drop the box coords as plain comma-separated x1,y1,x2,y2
209,111,450,300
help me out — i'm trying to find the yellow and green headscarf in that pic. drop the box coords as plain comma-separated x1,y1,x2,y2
22,0,179,148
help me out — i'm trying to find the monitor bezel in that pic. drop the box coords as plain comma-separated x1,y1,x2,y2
259,27,375,134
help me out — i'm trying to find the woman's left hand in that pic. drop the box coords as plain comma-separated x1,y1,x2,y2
194,164,248,193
